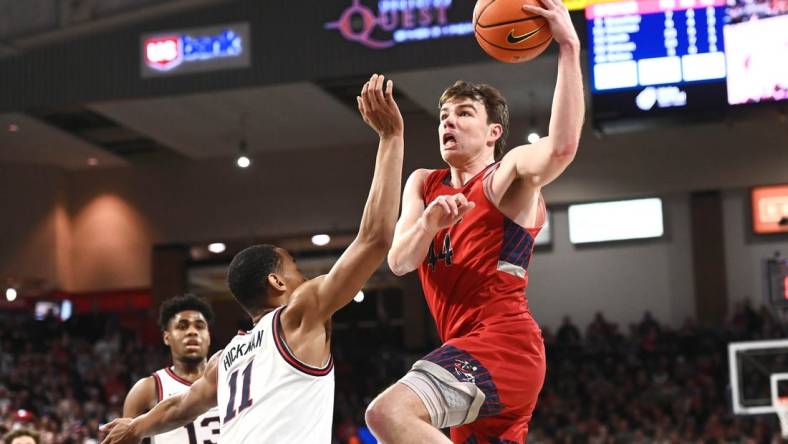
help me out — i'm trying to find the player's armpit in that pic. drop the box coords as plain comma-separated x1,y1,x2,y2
123,376,157,418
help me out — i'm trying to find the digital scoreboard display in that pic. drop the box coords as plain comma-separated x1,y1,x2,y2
586,0,730,128
724,1,788,105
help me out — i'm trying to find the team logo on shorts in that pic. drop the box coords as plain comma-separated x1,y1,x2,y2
453,359,478,383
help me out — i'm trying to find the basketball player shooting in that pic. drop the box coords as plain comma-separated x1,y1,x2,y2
99,73,404,444
122,295,219,444
364,0,583,442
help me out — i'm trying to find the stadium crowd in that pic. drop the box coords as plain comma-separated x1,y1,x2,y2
1,301,786,443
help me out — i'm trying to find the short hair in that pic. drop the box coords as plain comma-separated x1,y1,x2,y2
158,294,214,330
4,429,40,444
227,244,281,312
439,80,510,160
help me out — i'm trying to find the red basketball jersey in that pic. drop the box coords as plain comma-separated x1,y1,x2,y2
418,163,545,342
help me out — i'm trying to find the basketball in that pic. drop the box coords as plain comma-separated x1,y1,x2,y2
473,0,553,63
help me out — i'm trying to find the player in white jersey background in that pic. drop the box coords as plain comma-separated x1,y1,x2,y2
121,294,220,444
100,73,405,444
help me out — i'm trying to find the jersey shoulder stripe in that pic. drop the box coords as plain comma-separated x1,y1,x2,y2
272,307,333,377
152,372,163,402
164,367,193,386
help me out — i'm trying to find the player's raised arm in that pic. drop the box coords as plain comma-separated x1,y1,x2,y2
101,353,220,444
289,73,404,324
498,0,584,190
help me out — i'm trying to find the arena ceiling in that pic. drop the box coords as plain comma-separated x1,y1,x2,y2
0,53,565,170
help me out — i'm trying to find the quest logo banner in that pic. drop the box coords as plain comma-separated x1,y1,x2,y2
324,0,474,49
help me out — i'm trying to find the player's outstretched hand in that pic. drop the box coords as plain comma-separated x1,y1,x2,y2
522,0,579,46
100,418,141,444
422,193,476,231
357,73,404,139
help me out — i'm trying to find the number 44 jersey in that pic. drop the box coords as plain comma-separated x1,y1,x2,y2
419,163,546,342
217,306,335,443
151,367,220,444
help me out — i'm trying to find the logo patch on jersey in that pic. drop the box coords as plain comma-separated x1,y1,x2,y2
453,359,478,383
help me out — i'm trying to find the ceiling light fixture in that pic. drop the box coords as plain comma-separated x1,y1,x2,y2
208,243,226,254
236,140,250,168
311,234,331,246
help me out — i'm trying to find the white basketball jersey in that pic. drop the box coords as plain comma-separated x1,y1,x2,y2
151,367,221,444
217,306,335,443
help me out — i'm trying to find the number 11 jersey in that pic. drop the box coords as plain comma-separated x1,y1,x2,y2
217,306,335,443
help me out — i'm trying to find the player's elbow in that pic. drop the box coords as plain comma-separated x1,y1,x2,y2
358,233,392,258
387,258,410,277
358,222,393,247
551,142,578,159
387,248,416,276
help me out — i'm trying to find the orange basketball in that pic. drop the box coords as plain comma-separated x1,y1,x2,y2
473,0,553,64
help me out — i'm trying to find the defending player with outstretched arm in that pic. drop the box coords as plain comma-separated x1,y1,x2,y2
99,73,405,444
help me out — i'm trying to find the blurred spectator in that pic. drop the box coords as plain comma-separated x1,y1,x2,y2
3,428,40,444
556,316,581,346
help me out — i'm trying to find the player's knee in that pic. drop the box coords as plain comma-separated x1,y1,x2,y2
365,395,399,434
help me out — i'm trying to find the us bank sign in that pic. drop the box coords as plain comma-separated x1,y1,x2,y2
325,0,473,49
141,22,250,78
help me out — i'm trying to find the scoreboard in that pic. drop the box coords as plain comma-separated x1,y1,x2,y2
587,0,729,125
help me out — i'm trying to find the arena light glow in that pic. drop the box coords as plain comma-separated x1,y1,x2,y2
61,300,73,321
311,234,331,246
208,243,226,254
751,184,788,234
354,291,365,303
784,275,788,300
5,288,17,302
568,198,664,244
236,155,251,168
527,132,541,144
